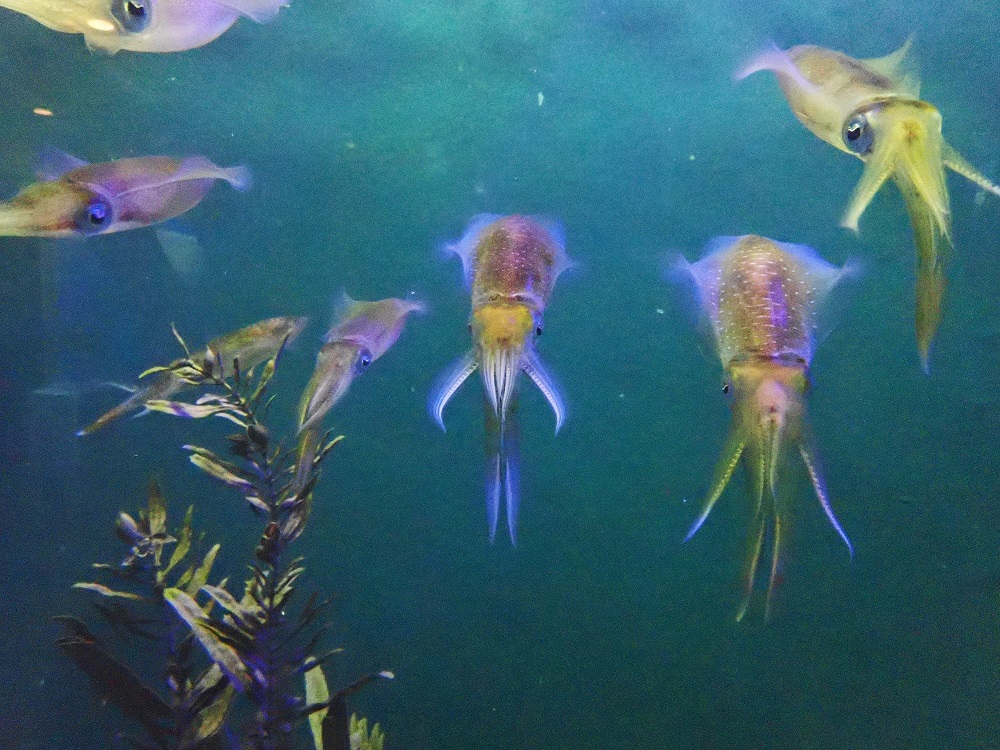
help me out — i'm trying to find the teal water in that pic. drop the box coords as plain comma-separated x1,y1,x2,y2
1,1,999,747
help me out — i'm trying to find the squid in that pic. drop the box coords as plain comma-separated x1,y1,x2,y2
297,295,424,434
677,234,853,620
429,214,571,545
78,315,307,435
293,295,422,494
0,150,249,239
738,39,1000,370
0,0,287,53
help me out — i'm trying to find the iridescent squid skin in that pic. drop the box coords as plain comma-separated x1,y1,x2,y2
430,214,571,545
0,151,249,239
0,0,287,54
677,235,854,621
297,295,424,435
78,315,307,436
737,39,1000,371
293,295,422,495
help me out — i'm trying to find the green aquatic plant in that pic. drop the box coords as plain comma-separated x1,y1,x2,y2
55,326,391,750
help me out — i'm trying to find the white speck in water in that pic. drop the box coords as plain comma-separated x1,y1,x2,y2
618,393,624,399
655,308,664,315
538,92,544,106
688,154,696,161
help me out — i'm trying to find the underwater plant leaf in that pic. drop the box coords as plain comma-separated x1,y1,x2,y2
186,681,235,745
185,544,221,597
350,715,386,750
164,588,250,692
319,667,397,745
72,583,146,601
146,400,243,422
186,664,226,714
316,434,346,464
93,603,160,642
201,584,260,629
171,323,192,358
250,358,277,406
146,479,167,538
305,663,330,750
165,506,194,576
137,364,174,379
55,621,172,742
184,446,256,494
273,565,305,607
280,494,312,546
321,693,350,750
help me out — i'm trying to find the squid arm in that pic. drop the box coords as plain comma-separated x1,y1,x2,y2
429,350,478,431
483,394,521,545
900,175,951,373
942,142,1000,197
683,426,746,542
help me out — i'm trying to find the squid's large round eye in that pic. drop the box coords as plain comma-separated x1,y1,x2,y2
535,325,543,337
722,382,730,395
357,349,373,370
74,197,114,235
112,0,152,33
843,113,873,154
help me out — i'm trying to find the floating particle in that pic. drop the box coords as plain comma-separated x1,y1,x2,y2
33,107,53,116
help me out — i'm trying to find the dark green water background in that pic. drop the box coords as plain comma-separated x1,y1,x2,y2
1,1,998,747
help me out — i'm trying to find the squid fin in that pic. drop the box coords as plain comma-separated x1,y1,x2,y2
861,36,920,98
36,148,88,181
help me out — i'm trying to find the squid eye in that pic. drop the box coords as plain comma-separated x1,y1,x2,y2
112,0,151,33
357,349,373,371
722,382,730,395
74,197,113,235
535,326,543,337
843,114,873,154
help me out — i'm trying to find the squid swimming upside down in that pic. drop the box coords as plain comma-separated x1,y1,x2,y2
738,39,1000,370
676,234,854,621
430,214,571,546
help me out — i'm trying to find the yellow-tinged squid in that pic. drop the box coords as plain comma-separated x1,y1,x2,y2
676,235,853,621
0,150,249,239
0,0,287,53
78,315,307,435
737,39,1000,371
430,214,571,545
